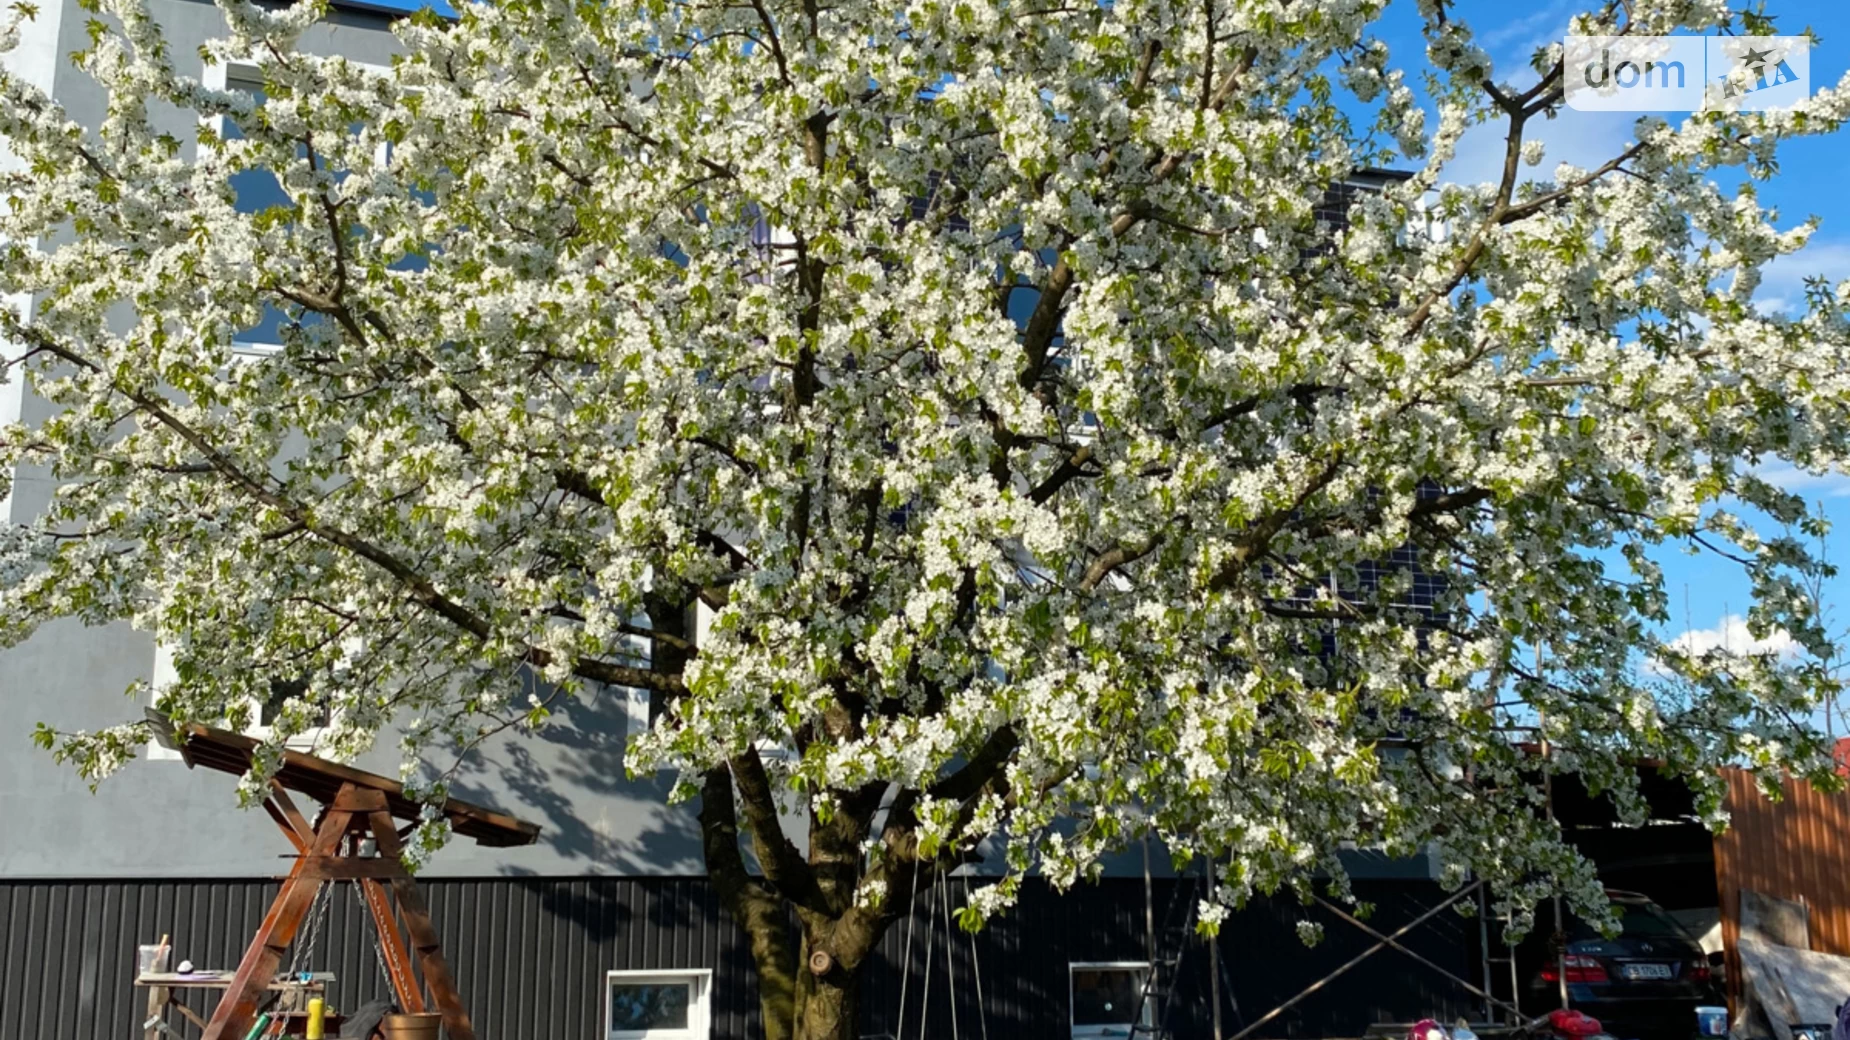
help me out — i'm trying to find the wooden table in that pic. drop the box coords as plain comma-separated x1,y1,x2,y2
135,972,334,1039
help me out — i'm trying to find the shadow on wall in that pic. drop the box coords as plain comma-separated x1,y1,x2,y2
437,677,704,877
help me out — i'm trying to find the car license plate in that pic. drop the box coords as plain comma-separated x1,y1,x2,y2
1622,963,1674,980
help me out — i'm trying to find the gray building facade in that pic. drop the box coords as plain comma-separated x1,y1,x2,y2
0,0,699,885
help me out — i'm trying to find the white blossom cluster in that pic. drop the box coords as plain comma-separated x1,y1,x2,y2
3,0,1849,935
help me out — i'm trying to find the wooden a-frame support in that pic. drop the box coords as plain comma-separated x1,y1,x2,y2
200,781,476,1040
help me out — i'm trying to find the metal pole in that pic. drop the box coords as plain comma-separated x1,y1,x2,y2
1310,894,1527,1022
1207,861,1223,1040
1229,881,1484,1040
1142,836,1157,1035
1476,884,1494,1024
918,877,936,1040
941,873,960,1040
1539,645,1568,1012
1211,924,1225,1040
1507,904,1521,1021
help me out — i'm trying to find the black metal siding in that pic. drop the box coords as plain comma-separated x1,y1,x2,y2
0,876,1476,1040
856,878,1481,1040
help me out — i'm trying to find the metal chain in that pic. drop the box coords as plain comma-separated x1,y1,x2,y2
940,872,959,1040
288,879,335,982
264,876,336,1038
962,876,989,1040
350,878,398,996
917,876,936,1040
894,869,919,1040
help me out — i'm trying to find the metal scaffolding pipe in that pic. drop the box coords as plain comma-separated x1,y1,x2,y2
1229,881,1485,1040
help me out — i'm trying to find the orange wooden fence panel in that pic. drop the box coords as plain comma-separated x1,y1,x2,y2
1713,766,1850,1008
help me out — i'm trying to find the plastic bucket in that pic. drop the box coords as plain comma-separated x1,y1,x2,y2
135,944,171,975
1696,1006,1728,1037
379,1013,443,1040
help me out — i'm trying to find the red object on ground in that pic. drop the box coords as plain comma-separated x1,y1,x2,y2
1546,1009,1606,1037
1407,1019,1445,1040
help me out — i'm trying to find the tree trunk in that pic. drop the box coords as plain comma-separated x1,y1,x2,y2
698,766,802,1040
690,712,922,1040
793,934,860,1040
739,893,802,1040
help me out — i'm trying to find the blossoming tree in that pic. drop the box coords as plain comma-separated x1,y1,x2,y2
5,0,1850,1034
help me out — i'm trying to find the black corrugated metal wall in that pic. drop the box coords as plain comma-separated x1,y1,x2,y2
0,876,1477,1039
0,878,765,1039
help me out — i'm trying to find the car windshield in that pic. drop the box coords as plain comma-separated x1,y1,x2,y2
1571,904,1688,941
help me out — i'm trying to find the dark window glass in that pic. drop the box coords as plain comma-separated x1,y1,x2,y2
608,981,692,1031
1071,966,1150,1029
224,79,299,346
1569,904,1690,941
260,677,329,728
383,141,437,273
1618,906,1691,938
223,82,291,211
223,78,361,342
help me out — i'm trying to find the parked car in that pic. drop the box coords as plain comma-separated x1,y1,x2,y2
1519,890,1721,1040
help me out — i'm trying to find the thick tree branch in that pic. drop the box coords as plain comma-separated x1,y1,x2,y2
747,0,794,88
1029,443,1095,504
1081,532,1165,592
729,748,829,913
1017,41,1257,392
1208,455,1345,592
1410,486,1493,519
928,726,1020,802
1498,141,1647,224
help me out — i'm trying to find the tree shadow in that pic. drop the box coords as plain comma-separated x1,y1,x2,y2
436,678,704,877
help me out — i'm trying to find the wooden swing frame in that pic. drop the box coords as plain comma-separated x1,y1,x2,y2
147,715,540,1040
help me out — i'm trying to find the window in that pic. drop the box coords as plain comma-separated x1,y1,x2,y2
202,61,311,355
605,970,711,1040
614,613,662,742
256,677,332,734
1070,962,1154,1039
617,604,786,764
201,59,403,355
1566,901,1696,941
145,643,333,760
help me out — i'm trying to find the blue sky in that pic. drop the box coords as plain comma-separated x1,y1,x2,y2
1359,0,1850,734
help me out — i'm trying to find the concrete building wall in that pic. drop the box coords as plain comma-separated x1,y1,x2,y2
0,0,705,881
0,0,68,523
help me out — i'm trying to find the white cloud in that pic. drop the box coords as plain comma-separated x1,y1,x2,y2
1442,108,1640,189
1750,461,1850,500
1755,240,1850,316
1668,613,1800,659
1474,0,1580,67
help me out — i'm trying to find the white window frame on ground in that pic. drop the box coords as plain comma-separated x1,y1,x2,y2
145,642,336,760
604,969,712,1040
1069,961,1155,1040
